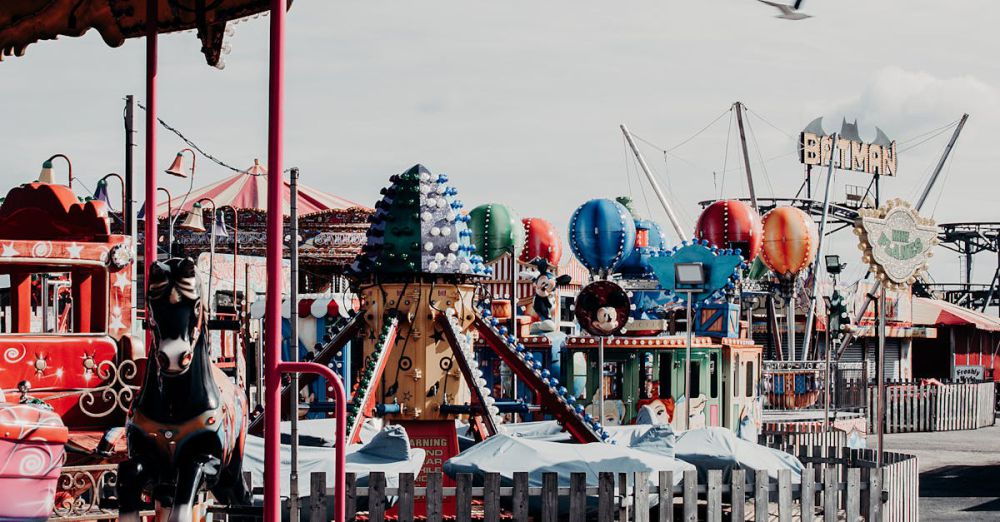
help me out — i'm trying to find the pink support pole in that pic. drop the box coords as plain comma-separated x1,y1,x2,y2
264,0,287,520
264,3,346,520
277,362,346,522
144,0,157,303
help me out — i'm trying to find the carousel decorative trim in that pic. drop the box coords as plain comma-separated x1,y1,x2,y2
77,359,140,418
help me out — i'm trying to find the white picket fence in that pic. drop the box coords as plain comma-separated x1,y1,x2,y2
866,380,996,434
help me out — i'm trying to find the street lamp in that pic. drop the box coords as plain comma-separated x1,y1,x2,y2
675,261,706,430
39,154,73,188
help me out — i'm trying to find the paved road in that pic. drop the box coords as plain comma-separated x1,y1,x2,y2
882,418,1000,521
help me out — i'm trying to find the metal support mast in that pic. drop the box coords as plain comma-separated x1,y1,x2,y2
734,102,759,210
801,134,839,360
289,167,301,522
620,124,689,241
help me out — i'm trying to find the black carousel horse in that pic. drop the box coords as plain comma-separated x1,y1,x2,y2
118,258,250,522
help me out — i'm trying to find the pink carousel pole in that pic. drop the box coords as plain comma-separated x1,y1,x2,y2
143,0,157,296
263,2,346,522
262,0,286,517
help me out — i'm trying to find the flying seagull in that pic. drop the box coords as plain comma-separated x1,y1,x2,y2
757,0,811,20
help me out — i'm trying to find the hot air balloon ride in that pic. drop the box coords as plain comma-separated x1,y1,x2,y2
760,206,818,359
568,198,637,276
695,199,763,262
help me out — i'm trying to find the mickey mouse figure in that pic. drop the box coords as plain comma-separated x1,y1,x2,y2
523,258,572,333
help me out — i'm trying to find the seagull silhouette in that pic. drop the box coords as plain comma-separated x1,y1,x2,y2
757,0,811,20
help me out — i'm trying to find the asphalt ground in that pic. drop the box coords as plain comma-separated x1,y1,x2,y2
882,417,1000,521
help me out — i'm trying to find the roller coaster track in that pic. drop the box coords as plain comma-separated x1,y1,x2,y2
471,309,608,444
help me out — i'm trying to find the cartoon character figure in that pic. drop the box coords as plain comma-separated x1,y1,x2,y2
522,259,571,333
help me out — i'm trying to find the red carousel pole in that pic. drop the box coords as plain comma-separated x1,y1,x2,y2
265,4,345,521
144,0,158,338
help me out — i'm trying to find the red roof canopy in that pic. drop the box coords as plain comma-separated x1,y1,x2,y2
0,0,286,66
157,160,369,217
913,297,1000,332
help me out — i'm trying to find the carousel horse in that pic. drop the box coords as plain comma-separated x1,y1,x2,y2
118,258,250,522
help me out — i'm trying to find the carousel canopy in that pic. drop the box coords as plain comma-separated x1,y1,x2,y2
0,0,288,66
156,160,368,217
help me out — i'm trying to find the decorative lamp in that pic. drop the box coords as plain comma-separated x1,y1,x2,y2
178,202,207,233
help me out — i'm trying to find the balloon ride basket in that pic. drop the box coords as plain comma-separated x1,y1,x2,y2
390,420,460,516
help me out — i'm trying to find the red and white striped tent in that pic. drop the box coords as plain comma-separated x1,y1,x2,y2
156,159,368,216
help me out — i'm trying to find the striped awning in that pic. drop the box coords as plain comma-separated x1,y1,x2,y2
480,253,591,299
912,297,1000,332
156,160,368,217
249,294,358,320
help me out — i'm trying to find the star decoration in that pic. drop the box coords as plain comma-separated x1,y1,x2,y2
429,328,445,343
401,391,413,403
108,305,126,330
66,242,83,259
1,243,19,258
113,272,130,291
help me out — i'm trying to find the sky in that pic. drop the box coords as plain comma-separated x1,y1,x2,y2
1,0,998,287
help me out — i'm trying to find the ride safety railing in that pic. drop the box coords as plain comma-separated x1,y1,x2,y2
763,361,872,412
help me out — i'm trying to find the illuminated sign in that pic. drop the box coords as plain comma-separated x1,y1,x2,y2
854,200,938,289
798,117,897,176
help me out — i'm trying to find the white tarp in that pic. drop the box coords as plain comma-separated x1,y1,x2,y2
674,427,804,483
444,434,694,512
244,422,424,497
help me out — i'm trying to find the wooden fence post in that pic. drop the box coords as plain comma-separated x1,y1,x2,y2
846,467,861,521
777,469,791,522
635,471,650,522
569,472,587,522
345,473,357,522
707,470,722,522
801,463,815,520
598,472,615,522
682,469,697,522
483,472,500,522
369,472,386,522
309,472,326,522
823,466,837,522
455,474,473,522
426,472,442,522
731,469,745,522
397,473,414,522
754,469,768,522
869,467,883,522
542,472,559,522
512,472,529,522
658,470,674,522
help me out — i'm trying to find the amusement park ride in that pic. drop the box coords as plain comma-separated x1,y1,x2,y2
0,1,978,521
